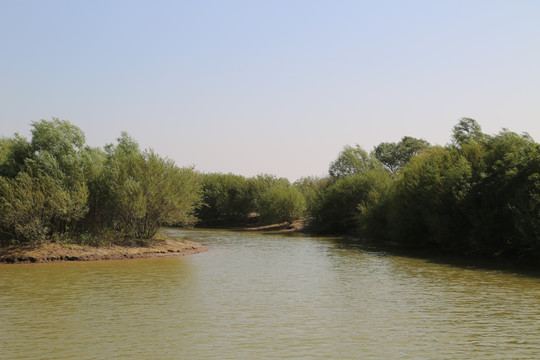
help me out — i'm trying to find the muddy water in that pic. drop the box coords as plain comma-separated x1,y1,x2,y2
1,229,539,359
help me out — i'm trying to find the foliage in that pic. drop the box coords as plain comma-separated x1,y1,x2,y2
294,176,331,215
2,117,538,261
452,117,486,147
464,130,540,255
328,145,383,178
258,180,306,224
386,146,473,249
97,133,202,239
197,173,251,224
306,118,539,259
380,123,540,257
0,135,32,178
0,120,202,245
310,169,392,234
246,174,283,212
373,136,430,174
0,119,90,243
197,173,298,225
0,172,87,243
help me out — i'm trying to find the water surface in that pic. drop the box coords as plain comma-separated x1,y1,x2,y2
1,229,539,359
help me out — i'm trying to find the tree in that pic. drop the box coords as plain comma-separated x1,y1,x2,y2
197,173,251,224
310,168,392,233
294,176,331,215
0,172,86,243
0,119,89,242
258,180,306,224
452,118,485,147
329,145,382,178
373,136,430,174
386,146,473,249
464,130,540,256
0,135,32,178
98,133,203,239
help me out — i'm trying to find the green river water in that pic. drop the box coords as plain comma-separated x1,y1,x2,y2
1,229,539,359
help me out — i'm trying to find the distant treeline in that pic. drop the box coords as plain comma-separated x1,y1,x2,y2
1,118,538,259
196,173,305,226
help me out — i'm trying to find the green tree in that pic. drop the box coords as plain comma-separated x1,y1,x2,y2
373,136,430,174
197,173,251,224
465,130,540,256
246,174,284,213
0,119,90,243
0,135,32,178
27,119,89,235
385,146,473,249
328,145,382,178
452,117,485,147
294,176,331,216
98,133,202,239
0,172,86,243
80,146,107,231
258,180,306,224
310,169,392,234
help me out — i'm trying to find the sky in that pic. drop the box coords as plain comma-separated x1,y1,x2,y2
1,0,539,181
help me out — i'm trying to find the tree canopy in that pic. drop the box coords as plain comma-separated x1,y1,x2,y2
0,119,202,245
328,145,382,178
2,117,538,261
373,136,430,174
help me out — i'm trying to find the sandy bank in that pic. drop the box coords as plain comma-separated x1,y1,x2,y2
226,219,307,233
0,238,207,264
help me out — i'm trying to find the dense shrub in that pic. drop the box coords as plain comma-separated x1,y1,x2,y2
197,173,305,225
385,146,473,249
0,120,203,244
94,133,202,239
310,169,392,234
328,145,383,179
294,176,331,216
373,136,430,174
464,130,540,256
197,173,251,224
2,117,538,260
258,181,306,224
306,118,539,259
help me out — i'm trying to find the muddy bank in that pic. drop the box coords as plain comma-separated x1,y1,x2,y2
0,238,207,264
203,219,307,233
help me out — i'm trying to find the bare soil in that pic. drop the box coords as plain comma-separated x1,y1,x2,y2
0,238,207,264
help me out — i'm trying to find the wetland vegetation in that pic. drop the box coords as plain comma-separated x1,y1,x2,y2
0,117,538,262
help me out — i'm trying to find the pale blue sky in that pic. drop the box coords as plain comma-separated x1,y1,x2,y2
1,0,539,180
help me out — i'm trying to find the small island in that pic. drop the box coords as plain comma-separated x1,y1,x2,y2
0,119,207,263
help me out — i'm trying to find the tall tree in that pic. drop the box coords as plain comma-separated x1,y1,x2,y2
0,119,89,242
452,118,485,147
258,180,306,224
98,133,202,239
329,145,382,178
373,136,430,174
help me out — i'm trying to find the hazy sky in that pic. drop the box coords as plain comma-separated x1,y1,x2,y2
1,0,539,181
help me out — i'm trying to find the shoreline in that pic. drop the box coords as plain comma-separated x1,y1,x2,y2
0,238,207,264
200,218,308,233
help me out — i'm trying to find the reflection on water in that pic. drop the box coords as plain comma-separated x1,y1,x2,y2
1,229,539,359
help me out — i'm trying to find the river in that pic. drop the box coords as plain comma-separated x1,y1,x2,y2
1,229,539,359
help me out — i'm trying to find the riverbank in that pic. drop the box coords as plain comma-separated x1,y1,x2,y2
237,219,306,233
218,219,540,270
0,237,207,263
